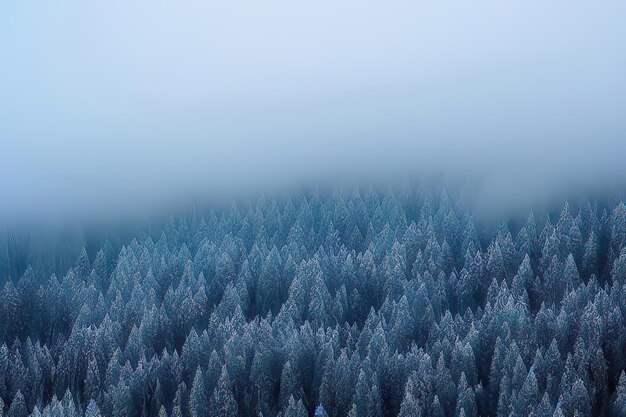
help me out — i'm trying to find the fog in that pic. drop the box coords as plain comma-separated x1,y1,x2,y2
1,0,625,224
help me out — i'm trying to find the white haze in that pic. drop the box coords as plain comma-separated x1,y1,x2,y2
1,0,625,223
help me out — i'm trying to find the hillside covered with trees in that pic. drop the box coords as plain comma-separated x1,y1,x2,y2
1,186,626,417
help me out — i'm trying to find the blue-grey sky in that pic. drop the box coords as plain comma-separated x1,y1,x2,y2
1,0,625,222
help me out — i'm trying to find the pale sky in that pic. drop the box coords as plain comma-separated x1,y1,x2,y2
1,0,625,221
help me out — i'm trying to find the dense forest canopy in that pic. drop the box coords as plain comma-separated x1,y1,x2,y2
1,185,626,417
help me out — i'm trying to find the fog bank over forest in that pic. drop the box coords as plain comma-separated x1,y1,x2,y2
1,0,625,225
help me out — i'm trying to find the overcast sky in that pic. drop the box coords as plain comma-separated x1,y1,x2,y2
1,0,625,222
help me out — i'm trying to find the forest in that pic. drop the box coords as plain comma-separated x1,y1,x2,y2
1,186,626,417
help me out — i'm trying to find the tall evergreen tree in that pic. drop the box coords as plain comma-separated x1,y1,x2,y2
210,367,237,417
7,391,26,417
189,367,207,417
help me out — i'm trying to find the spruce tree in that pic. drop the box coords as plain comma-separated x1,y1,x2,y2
210,366,238,417
189,367,207,417
7,391,26,417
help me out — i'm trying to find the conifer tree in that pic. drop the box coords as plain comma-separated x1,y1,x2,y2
85,400,102,417
7,391,26,417
189,367,207,417
210,366,238,417
283,396,307,417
